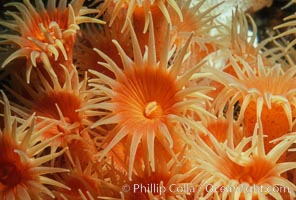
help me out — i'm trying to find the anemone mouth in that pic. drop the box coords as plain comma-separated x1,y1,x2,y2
144,101,163,119
114,67,179,122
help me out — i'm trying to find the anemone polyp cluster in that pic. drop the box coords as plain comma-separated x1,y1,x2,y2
1,0,296,199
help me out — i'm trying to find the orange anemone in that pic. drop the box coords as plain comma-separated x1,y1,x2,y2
88,14,212,180
74,11,132,78
104,0,183,32
207,55,296,153
0,0,104,83
5,66,98,167
189,119,296,200
0,91,69,199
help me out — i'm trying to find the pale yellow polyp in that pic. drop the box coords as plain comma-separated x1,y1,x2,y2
144,101,163,119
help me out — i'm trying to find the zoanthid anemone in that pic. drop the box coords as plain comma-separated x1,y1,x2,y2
88,14,213,180
66,130,98,168
169,0,221,69
104,133,188,180
95,155,127,199
0,0,104,83
189,119,296,200
0,91,69,199
50,158,105,200
205,9,280,100
225,9,259,68
132,1,170,60
225,9,285,66
206,55,296,153
224,9,263,68
103,0,183,33
5,65,98,166
101,0,172,61
198,114,244,151
103,143,194,200
127,156,195,199
202,10,257,100
170,0,219,39
74,12,132,78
